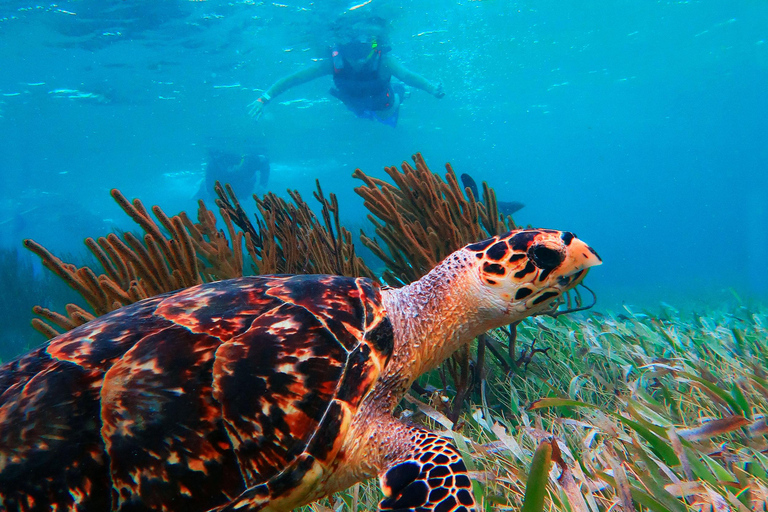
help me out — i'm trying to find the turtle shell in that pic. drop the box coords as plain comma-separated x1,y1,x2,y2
0,275,393,512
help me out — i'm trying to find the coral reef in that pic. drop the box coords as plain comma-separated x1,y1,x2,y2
24,189,205,337
26,182,372,339
214,181,373,278
353,152,516,286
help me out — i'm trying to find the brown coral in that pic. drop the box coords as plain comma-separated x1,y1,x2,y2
24,189,208,337
27,181,373,339
214,180,373,278
353,152,516,286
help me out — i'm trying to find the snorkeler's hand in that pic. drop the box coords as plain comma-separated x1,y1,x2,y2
432,82,445,99
248,95,269,120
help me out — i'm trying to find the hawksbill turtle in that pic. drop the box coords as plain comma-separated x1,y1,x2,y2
0,229,600,512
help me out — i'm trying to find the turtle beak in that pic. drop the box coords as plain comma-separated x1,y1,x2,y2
555,235,602,290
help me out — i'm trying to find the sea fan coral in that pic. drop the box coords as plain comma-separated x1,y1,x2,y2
353,152,516,286
26,182,372,338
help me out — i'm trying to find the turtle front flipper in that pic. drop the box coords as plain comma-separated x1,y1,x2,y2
213,453,327,512
207,483,269,512
379,428,476,512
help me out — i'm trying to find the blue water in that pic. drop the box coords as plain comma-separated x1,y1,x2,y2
1,0,766,335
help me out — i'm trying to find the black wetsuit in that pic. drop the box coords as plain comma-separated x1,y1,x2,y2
203,151,269,199
330,46,395,113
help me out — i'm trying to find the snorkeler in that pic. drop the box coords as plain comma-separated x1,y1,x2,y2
196,149,270,200
248,16,444,127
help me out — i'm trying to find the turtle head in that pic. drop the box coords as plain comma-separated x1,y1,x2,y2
377,229,601,399
462,229,601,322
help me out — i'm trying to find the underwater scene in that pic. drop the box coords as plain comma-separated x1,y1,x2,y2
1,0,767,511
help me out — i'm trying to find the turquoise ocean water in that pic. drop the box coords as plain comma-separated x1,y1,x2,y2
0,0,766,356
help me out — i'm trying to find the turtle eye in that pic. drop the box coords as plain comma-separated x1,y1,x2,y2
528,244,564,270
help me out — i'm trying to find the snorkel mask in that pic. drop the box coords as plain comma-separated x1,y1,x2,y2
340,35,379,62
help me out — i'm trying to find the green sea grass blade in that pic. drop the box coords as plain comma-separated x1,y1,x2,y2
751,451,768,478
520,441,553,512
568,374,589,400
541,378,567,399
479,380,495,441
629,439,665,484
507,381,522,416
750,373,768,388
698,334,735,360
730,382,751,420
732,466,753,508
556,488,574,512
750,462,767,479
720,487,751,512
626,486,674,512
655,323,683,353
749,374,768,403
337,489,354,511
702,454,738,484
634,382,663,408
461,408,483,437
731,327,749,356
615,414,680,467
680,372,745,416
627,439,684,512
484,495,508,507
528,398,601,411
657,382,683,423
665,428,694,481
626,402,675,438
628,398,674,428
491,421,528,464
683,447,718,486
449,431,475,473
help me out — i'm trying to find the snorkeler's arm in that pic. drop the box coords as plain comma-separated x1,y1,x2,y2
262,60,333,99
385,56,444,98
249,60,332,118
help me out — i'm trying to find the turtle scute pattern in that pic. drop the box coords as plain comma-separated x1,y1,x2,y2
0,274,393,512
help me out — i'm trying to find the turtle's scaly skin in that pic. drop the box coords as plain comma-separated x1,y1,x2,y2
0,275,392,512
0,229,601,512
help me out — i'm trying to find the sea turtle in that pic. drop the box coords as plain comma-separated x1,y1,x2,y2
0,229,601,512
